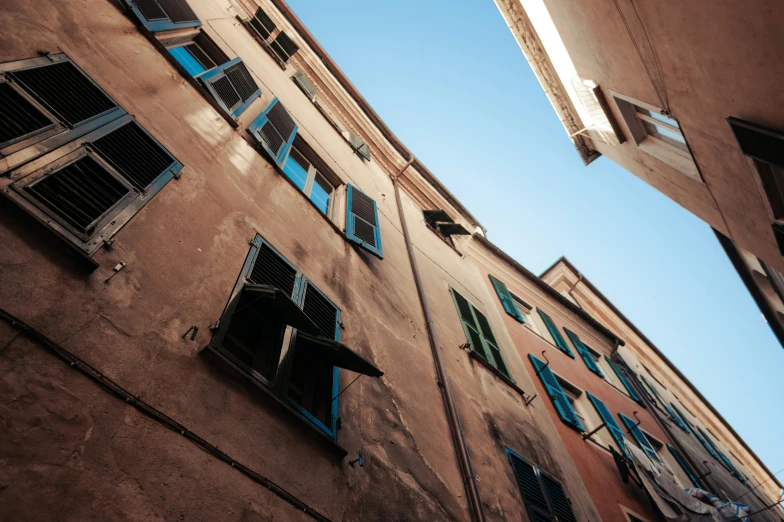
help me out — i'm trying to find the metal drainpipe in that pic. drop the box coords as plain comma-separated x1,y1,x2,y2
612,352,718,495
392,159,486,522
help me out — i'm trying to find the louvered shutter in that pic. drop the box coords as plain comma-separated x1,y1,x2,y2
199,58,260,119
667,444,701,488
537,310,574,358
128,0,201,32
507,452,554,522
640,378,690,432
604,356,643,405
489,274,525,323
292,70,316,100
1,57,125,171
474,307,512,378
249,97,298,167
529,355,583,431
212,236,298,350
727,117,784,169
346,184,383,258
564,328,603,377
540,474,577,522
302,283,339,340
451,289,487,359
698,428,734,470
619,413,661,462
669,403,692,433
694,429,721,462
586,392,629,458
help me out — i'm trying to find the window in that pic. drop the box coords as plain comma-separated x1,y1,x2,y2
639,375,690,433
513,296,541,335
282,138,339,217
451,288,512,380
348,131,371,161
563,328,604,378
536,309,575,358
249,100,383,257
603,356,644,406
586,392,629,457
345,184,383,258
127,0,260,120
292,70,317,100
245,6,299,65
619,413,661,462
489,274,525,323
666,444,701,488
0,54,182,257
125,0,200,32
507,449,577,522
208,235,382,439
612,92,700,182
423,209,469,248
529,354,583,431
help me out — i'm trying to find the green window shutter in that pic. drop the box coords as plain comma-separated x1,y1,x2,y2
640,375,689,431
586,392,629,458
537,309,574,358
292,70,316,100
507,450,577,522
667,445,701,488
669,403,692,434
529,355,583,431
489,274,525,323
451,289,511,379
345,184,383,258
564,328,604,377
619,413,661,462
638,375,658,404
698,428,734,471
604,356,643,405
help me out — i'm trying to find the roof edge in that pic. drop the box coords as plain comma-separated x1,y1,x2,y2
474,235,624,346
541,255,783,490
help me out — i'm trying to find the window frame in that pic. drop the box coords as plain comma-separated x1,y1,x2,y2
611,91,701,182
512,295,541,335
208,235,341,439
282,139,340,219
450,287,513,381
0,55,182,257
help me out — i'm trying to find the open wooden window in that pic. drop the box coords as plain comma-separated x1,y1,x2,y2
1,54,182,258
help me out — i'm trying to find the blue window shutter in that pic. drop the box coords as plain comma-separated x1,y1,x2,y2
669,403,692,434
537,310,574,358
249,98,298,167
667,444,701,488
199,58,261,119
619,413,661,462
604,356,643,405
586,392,629,459
489,274,525,323
529,355,583,431
698,428,734,471
694,428,722,462
128,0,202,32
345,184,383,258
564,328,604,377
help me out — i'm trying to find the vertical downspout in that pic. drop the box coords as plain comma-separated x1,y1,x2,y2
612,352,718,495
392,159,486,522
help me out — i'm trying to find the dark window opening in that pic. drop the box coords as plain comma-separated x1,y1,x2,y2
269,32,299,63
249,7,277,39
208,236,382,439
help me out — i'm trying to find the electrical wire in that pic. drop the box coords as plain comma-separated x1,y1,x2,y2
0,307,334,522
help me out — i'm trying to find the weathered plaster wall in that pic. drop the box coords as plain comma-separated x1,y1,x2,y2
0,0,475,519
469,250,665,522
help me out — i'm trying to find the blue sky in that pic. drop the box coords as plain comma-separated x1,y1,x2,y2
285,0,784,477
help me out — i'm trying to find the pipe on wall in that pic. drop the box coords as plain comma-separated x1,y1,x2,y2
392,158,487,522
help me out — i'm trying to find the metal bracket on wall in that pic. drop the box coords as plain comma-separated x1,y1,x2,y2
582,421,608,441
623,411,642,436
523,393,538,407
534,350,551,376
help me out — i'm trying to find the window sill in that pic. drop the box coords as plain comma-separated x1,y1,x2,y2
467,350,526,396
200,344,349,458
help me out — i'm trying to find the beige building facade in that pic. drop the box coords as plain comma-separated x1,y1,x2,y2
0,0,781,520
493,0,784,348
